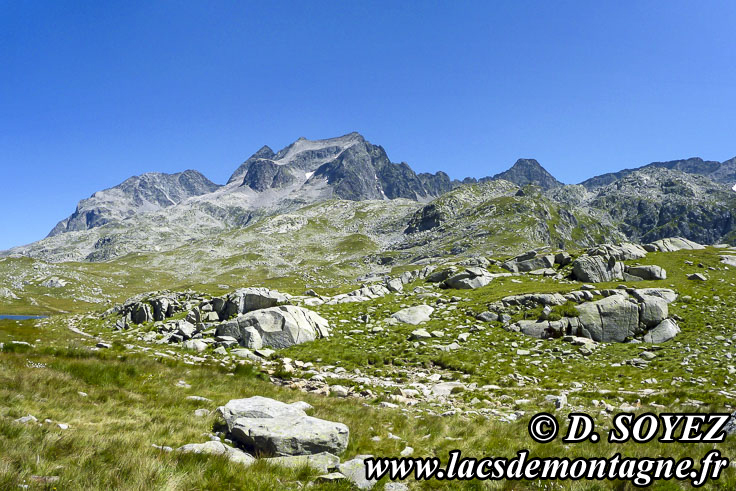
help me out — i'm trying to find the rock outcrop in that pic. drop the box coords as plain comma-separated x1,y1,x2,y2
508,289,679,344
216,305,330,349
572,255,624,283
441,267,493,289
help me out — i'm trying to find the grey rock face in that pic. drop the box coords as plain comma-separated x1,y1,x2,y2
222,288,290,319
230,414,349,457
517,320,553,339
217,396,309,431
513,289,678,344
410,328,432,340
631,288,677,303
590,168,735,245
442,268,492,289
501,252,556,273
572,255,624,283
646,237,705,252
130,303,152,324
723,411,736,436
587,243,648,261
639,296,669,327
626,265,667,281
643,318,680,343
308,135,447,201
575,295,639,342
476,311,499,322
240,159,296,192
217,305,330,349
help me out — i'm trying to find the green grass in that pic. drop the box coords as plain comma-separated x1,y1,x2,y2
2,246,736,488
3,313,736,490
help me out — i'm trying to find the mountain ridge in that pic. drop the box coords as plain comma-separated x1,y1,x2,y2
7,132,735,265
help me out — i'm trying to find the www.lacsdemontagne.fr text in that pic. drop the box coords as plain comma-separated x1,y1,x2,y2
365,449,728,487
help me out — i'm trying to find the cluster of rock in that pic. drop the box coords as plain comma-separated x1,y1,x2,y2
109,288,329,352
508,288,680,344
425,266,510,289
500,250,571,273
304,266,436,306
177,396,381,488
571,255,668,283
568,238,705,283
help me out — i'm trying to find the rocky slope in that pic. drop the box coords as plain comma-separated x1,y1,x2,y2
580,156,736,189
583,167,736,244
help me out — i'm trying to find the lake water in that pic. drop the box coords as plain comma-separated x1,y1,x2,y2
0,315,47,320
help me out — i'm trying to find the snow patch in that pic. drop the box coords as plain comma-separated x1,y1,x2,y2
732,183,736,192
305,171,315,179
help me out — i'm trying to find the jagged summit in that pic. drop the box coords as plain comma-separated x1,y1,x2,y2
227,133,365,185
491,158,563,190
45,133,454,240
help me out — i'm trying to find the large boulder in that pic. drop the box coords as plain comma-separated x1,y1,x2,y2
442,267,492,289
517,320,552,339
222,288,290,319
639,296,669,328
217,305,330,349
391,305,434,325
645,237,705,252
643,318,680,343
631,288,677,303
500,251,555,273
625,265,667,281
230,415,349,457
425,268,457,283
572,255,624,283
587,243,648,261
217,396,307,431
575,295,639,342
220,396,348,457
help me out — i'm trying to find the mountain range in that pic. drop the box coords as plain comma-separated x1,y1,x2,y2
4,132,736,270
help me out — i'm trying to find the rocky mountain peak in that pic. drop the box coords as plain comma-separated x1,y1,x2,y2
47,170,220,237
252,145,276,159
491,159,563,190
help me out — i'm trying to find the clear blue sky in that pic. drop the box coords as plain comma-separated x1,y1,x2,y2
2,1,735,250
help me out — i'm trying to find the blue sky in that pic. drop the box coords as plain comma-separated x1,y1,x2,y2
2,1,735,249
